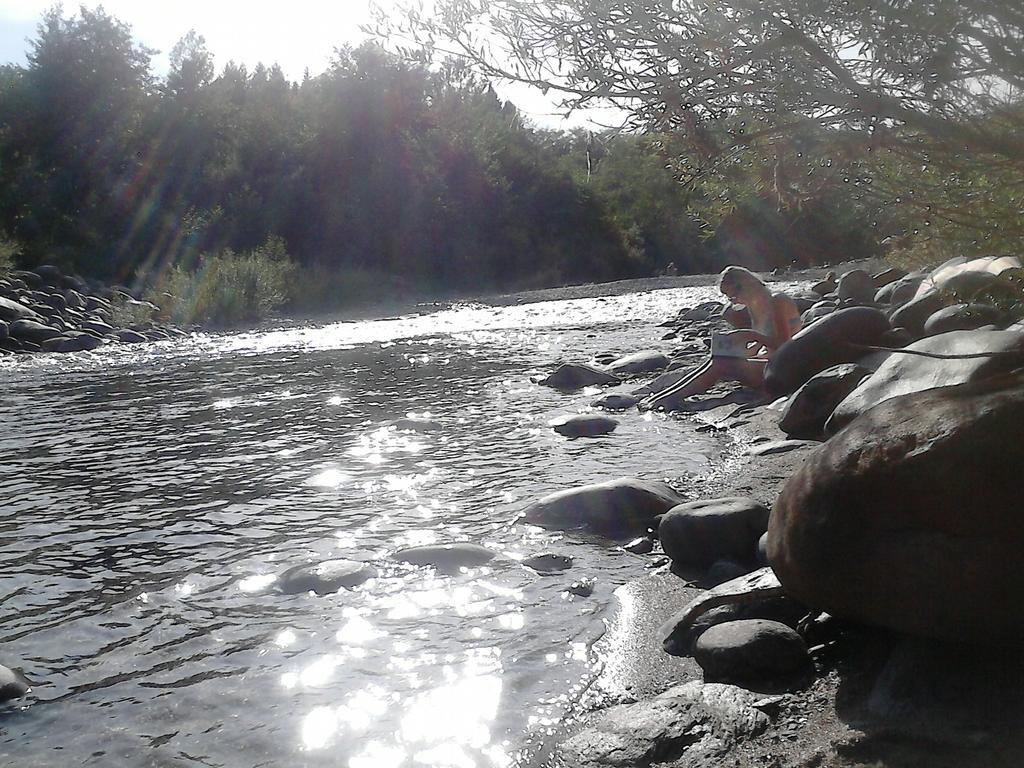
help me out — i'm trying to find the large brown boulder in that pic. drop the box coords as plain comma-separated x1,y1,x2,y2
768,378,1024,643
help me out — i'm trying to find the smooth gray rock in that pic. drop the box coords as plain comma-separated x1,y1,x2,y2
694,619,809,682
674,301,723,323
393,543,496,573
0,665,29,703
81,320,115,336
8,319,62,344
591,393,640,411
779,363,871,439
764,307,890,396
41,332,102,352
606,350,671,375
770,377,1024,642
837,269,876,304
744,439,817,457
0,320,7,340
811,279,836,296
659,497,769,569
551,414,618,438
827,329,1024,433
0,296,42,323
872,267,906,288
116,329,148,343
923,303,1003,336
662,594,808,657
522,552,573,573
539,363,620,390
557,681,768,767
889,290,951,335
278,559,377,595
523,478,683,539
64,289,85,309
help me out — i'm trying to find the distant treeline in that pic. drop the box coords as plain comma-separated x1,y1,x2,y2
0,7,878,309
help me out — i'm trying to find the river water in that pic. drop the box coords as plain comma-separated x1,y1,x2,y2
0,282,743,768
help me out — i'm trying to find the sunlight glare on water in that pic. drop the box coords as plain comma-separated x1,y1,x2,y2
0,282,752,767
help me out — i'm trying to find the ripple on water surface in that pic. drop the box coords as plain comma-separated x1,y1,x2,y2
0,284,744,767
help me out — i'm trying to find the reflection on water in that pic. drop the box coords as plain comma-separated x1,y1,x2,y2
0,284,735,767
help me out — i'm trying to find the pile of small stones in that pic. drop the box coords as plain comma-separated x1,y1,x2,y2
0,265,186,355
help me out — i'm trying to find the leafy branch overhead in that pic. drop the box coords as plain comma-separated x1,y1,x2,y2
382,0,1024,252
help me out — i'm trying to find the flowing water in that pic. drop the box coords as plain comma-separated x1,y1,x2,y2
0,282,744,768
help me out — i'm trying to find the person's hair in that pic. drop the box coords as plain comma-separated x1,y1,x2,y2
718,266,770,300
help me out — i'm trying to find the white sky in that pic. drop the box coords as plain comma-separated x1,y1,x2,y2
0,0,616,129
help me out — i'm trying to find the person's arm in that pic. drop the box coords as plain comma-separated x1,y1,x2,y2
770,294,802,348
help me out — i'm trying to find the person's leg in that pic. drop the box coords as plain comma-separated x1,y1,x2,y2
641,357,766,411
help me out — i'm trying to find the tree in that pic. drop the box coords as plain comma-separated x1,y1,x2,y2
167,30,214,97
384,0,1024,253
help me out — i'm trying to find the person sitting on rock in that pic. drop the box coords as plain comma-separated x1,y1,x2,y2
641,266,802,411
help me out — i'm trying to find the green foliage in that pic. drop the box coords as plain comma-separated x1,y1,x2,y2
0,233,20,273
148,238,296,327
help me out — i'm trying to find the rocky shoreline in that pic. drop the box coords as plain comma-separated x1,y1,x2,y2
0,265,186,355
524,257,1024,767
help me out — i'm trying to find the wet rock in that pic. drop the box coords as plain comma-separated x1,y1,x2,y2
81,320,115,336
64,289,85,310
778,363,871,439
8,319,62,344
769,377,1024,642
556,681,769,767
539,363,620,390
659,497,769,569
551,414,618,438
393,543,496,573
764,307,890,396
522,552,573,573
622,537,654,555
567,577,595,597
523,478,683,539
923,303,1003,336
278,559,377,595
591,393,640,411
606,350,671,376
41,332,103,353
116,329,148,343
694,620,809,683
391,418,441,432
0,665,29,703
827,329,1024,433
0,320,7,340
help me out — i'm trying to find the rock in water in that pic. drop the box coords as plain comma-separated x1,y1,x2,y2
522,552,573,573
522,478,683,539
768,377,1024,642
538,364,620,390
590,393,640,411
390,417,441,432
278,559,377,595
550,414,618,438
694,619,809,682
0,665,29,703
826,329,1024,433
605,350,671,375
659,497,769,569
393,543,495,573
8,319,62,344
763,307,890,396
